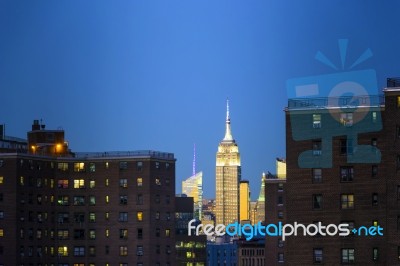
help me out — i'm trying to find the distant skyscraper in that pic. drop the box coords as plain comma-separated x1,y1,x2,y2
216,100,241,225
182,144,203,220
255,173,266,223
239,180,250,222
276,158,286,179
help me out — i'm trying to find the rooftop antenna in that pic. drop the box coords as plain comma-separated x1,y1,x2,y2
192,143,196,176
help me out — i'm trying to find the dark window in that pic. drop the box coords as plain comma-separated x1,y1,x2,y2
278,196,283,205
312,140,322,155
120,195,128,205
372,165,378,177
340,167,354,182
313,248,323,263
312,194,322,210
119,161,128,170
372,248,379,261
74,229,85,240
137,228,143,239
372,193,378,206
137,194,143,205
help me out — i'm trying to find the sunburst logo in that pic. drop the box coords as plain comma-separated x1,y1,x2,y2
286,39,382,168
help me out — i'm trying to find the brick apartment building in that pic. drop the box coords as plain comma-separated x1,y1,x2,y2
280,78,400,265
0,121,176,266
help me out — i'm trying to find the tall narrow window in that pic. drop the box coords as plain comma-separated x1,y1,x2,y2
312,194,322,210
312,169,322,183
372,193,378,206
312,140,322,155
313,114,321,128
313,248,323,263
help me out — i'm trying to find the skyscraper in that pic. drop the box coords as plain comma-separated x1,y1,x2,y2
216,100,241,225
182,172,203,220
182,144,203,220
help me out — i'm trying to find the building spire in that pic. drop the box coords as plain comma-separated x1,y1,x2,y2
192,143,196,176
223,98,234,142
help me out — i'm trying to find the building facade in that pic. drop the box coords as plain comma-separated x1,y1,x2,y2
182,171,203,221
239,180,250,222
284,78,400,264
216,100,241,225
0,121,176,266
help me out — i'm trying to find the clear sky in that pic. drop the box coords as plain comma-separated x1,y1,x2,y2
1,1,400,200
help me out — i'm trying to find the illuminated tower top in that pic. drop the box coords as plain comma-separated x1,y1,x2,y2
223,99,234,143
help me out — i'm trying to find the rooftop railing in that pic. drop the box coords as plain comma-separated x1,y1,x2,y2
73,150,175,160
387,77,400,88
287,95,384,110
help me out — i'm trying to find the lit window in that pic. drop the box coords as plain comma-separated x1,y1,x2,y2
341,248,355,263
165,229,170,237
105,196,109,203
313,248,323,263
89,180,95,188
312,169,322,183
0,176,3,184
57,230,69,240
341,194,354,209
312,194,322,210
89,229,96,239
137,211,143,221
340,113,353,126
105,212,110,220
73,179,85,189
397,96,400,108
20,176,24,186
313,114,321,128
119,179,128,188
58,246,68,256
105,229,109,237
0,229,3,237
120,246,128,256
155,178,161,186
73,162,85,172
340,167,354,182
89,212,96,222
58,179,69,188
57,196,69,206
57,162,68,171
372,111,377,123
373,220,379,227
105,162,109,169
137,177,143,187
105,178,109,187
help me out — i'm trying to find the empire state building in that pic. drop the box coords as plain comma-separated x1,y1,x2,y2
215,100,241,225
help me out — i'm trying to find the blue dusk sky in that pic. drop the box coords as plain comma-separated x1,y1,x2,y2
1,1,400,200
